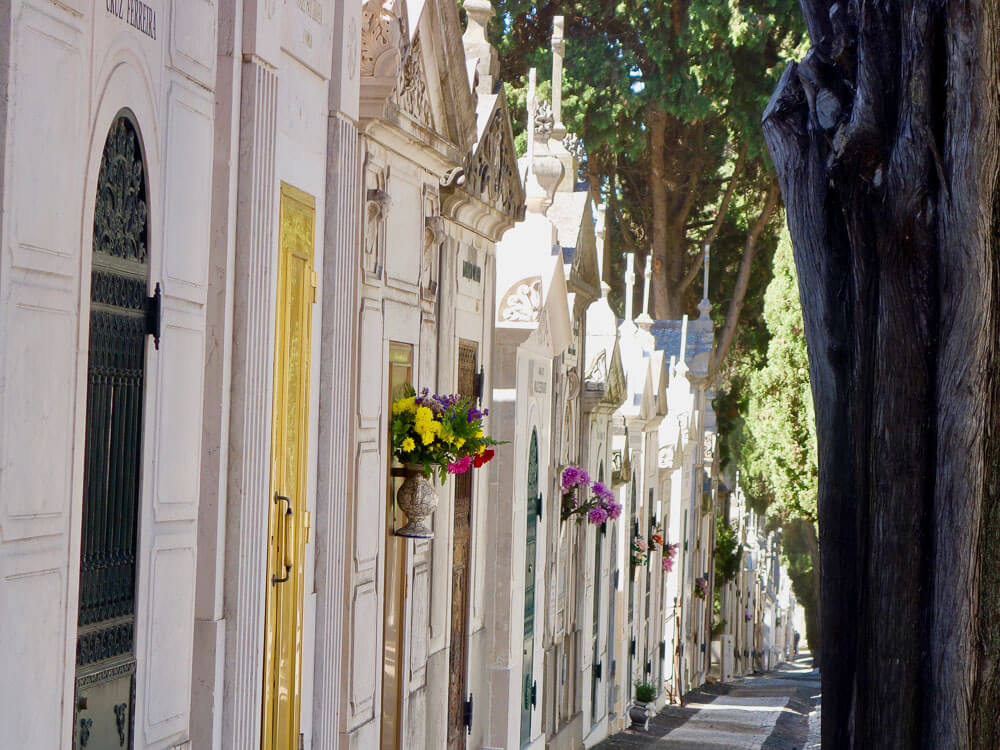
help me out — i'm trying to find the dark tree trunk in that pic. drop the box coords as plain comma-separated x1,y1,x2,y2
762,2,1000,747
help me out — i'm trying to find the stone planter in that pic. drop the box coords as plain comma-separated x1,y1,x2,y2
394,464,438,539
628,701,654,731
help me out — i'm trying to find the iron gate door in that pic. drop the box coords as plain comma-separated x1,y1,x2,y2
74,114,152,750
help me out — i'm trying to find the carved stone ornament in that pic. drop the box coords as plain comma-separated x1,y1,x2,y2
422,213,444,299
363,165,391,279
566,367,580,399
465,107,522,218
394,35,433,127
534,100,553,140
361,0,402,78
563,132,586,160
498,277,542,322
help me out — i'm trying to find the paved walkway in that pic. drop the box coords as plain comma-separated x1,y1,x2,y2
595,654,820,749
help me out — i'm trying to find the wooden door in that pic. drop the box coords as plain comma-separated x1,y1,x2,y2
448,342,478,749
520,429,539,746
262,183,316,750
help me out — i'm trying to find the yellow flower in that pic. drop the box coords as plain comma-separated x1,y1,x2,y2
478,444,487,454
401,437,415,452
415,406,434,424
475,430,483,438
455,437,465,449
392,396,416,415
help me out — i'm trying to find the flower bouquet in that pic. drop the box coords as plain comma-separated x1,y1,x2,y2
694,576,709,600
661,542,678,572
389,385,498,537
630,537,649,567
390,385,498,481
560,466,622,525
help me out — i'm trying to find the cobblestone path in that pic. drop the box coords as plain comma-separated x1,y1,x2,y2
595,654,820,750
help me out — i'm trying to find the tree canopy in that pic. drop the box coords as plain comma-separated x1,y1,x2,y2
490,0,806,378
738,230,817,525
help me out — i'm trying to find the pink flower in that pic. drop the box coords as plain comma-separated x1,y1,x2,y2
635,538,648,552
662,557,674,572
587,506,608,525
447,456,473,474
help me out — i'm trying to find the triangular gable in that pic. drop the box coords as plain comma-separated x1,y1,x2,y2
604,337,627,409
462,92,526,223
391,33,434,129
568,198,601,302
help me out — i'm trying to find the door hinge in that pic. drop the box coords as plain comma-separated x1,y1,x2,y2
660,640,666,660
311,270,318,302
146,282,162,349
593,661,602,680
614,569,620,589
536,493,543,520
463,694,474,734
629,637,636,656
531,680,537,708
303,510,312,544
299,732,305,750
473,365,484,404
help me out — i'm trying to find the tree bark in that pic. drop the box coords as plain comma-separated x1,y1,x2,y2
762,2,1000,747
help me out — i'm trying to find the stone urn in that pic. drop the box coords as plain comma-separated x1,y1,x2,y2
628,701,653,731
394,464,438,539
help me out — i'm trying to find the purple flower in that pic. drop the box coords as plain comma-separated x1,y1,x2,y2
561,466,591,491
591,481,614,503
603,501,622,520
587,506,608,525
467,406,483,423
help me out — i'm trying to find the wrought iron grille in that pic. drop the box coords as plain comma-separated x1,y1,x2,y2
78,115,149,668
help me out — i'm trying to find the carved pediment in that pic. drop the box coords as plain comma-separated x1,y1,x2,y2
569,199,601,301
392,34,433,129
361,0,405,118
498,277,542,322
464,95,525,221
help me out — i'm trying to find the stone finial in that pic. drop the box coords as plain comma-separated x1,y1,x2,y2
636,254,653,330
677,314,690,376
698,243,712,318
596,203,610,298
624,253,636,323
551,16,566,139
463,0,499,94
524,68,548,213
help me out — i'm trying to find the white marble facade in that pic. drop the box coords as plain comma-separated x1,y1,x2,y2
0,4,794,750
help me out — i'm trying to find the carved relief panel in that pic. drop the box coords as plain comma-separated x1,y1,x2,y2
393,34,433,128
421,187,443,301
362,156,390,282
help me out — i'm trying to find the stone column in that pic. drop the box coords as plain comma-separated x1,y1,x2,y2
221,56,279,750
551,16,566,139
312,101,361,750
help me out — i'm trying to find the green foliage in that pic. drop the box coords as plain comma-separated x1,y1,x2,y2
634,681,656,703
714,516,742,584
738,229,817,524
490,0,806,320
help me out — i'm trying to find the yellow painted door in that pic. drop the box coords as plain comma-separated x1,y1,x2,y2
263,183,316,750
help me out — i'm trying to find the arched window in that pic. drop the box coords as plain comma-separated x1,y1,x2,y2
75,113,150,750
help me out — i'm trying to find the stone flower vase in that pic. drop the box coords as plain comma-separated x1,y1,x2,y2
628,701,653,732
628,701,652,731
394,464,438,539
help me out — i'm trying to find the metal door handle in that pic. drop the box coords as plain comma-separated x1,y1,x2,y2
273,493,293,584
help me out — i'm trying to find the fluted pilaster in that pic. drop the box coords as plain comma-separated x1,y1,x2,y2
222,58,278,750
